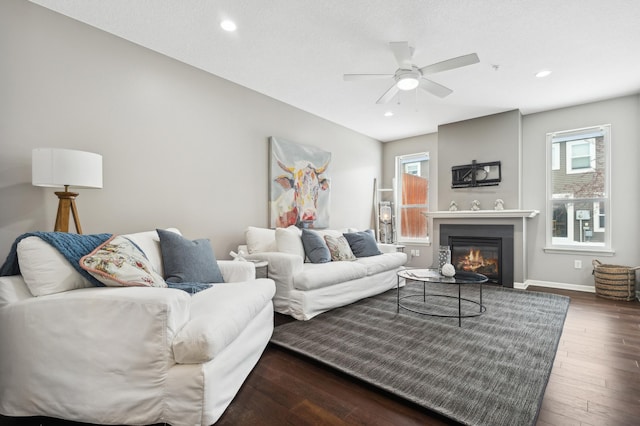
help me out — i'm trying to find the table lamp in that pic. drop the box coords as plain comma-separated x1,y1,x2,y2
32,148,103,234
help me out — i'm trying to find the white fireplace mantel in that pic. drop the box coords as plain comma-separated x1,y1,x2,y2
424,209,539,219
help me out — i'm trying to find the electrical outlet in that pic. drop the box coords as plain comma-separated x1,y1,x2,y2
414,249,420,257
574,260,582,269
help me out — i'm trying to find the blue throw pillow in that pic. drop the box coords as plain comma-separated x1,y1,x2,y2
300,229,331,263
157,229,224,283
343,231,382,258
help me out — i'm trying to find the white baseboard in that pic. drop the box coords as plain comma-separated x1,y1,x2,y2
521,279,596,293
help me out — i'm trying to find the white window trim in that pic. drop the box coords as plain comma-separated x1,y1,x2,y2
546,125,611,253
395,152,430,245
593,201,605,232
551,143,560,171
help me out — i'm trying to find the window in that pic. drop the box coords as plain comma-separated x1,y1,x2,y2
395,153,429,244
566,139,596,174
546,125,611,252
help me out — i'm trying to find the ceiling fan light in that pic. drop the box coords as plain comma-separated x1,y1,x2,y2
397,76,419,91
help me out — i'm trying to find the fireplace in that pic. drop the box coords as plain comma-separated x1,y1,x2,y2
440,224,514,287
449,237,502,284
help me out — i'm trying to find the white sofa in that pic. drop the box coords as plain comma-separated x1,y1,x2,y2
243,226,407,320
0,229,275,426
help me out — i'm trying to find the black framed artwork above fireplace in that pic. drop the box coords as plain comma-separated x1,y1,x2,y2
440,224,514,288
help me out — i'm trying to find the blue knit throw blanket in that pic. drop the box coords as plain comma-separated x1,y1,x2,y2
0,232,212,294
0,232,111,287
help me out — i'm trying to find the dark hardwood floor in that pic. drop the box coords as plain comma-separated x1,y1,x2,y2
2,287,639,426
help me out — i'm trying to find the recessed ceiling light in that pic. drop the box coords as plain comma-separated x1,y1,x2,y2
384,111,394,117
220,20,237,32
535,70,552,78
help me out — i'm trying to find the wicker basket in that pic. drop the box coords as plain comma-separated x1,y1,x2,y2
592,260,638,301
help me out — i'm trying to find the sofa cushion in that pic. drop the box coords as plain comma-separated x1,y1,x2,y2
343,231,382,257
157,229,224,284
301,229,331,263
294,261,367,291
355,252,408,276
275,225,304,259
172,279,276,364
324,234,356,261
80,235,167,287
122,228,181,276
245,226,277,254
17,236,93,296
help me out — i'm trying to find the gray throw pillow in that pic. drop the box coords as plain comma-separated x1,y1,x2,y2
343,231,382,257
300,229,331,263
157,229,224,283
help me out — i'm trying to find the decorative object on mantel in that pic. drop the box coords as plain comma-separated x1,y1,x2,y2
494,199,505,210
32,148,103,234
451,160,501,188
471,200,481,211
449,201,458,211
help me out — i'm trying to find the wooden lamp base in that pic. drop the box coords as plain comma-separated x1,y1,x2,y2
54,191,83,234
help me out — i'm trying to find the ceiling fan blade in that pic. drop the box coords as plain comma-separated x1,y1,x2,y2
419,53,480,75
343,73,393,81
376,82,400,104
419,78,453,98
389,41,413,70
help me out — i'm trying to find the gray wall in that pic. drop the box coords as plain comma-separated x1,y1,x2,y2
522,95,640,287
0,0,382,262
381,133,438,267
438,110,522,212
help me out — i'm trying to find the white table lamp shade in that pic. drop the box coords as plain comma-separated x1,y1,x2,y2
32,148,103,189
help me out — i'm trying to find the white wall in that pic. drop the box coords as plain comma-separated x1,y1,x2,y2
0,0,382,262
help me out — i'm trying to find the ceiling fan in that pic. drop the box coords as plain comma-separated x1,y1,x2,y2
344,42,480,104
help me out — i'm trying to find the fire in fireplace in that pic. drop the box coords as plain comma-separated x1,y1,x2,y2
449,237,502,284
440,224,514,287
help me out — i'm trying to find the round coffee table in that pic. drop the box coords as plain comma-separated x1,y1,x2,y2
396,268,487,327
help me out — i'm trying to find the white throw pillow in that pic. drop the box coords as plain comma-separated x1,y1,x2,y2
245,226,277,254
276,226,304,259
123,228,181,276
17,236,93,296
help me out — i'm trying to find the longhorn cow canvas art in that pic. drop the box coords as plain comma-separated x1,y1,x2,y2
269,137,331,229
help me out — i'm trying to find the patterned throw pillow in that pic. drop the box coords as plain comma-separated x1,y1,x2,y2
80,235,167,287
324,234,356,261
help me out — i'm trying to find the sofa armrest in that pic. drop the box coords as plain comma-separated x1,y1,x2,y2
0,275,33,307
244,252,303,290
0,287,192,412
218,260,255,282
378,243,403,254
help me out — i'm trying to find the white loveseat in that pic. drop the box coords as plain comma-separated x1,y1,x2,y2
0,229,275,426
243,226,407,320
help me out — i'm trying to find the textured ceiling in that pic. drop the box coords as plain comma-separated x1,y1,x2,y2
30,0,640,142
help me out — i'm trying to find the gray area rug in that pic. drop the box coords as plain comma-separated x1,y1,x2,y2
271,285,570,426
